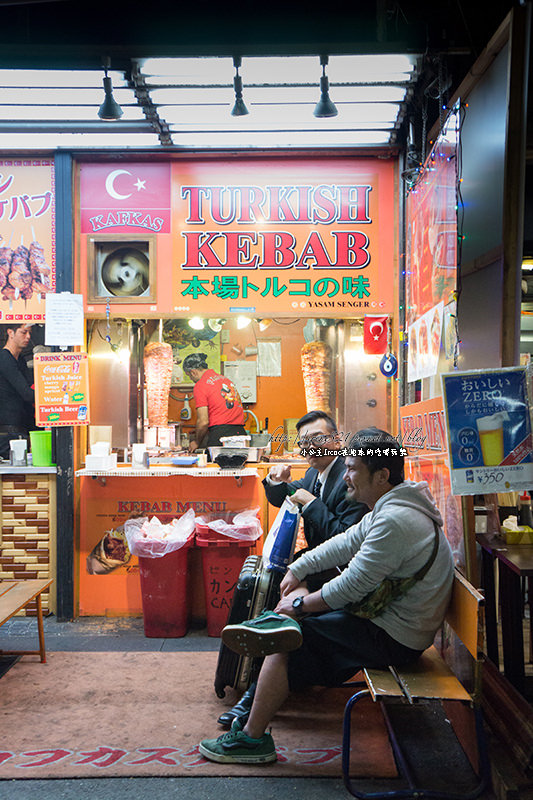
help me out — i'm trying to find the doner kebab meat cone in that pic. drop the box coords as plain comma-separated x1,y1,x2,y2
144,341,173,426
301,340,332,416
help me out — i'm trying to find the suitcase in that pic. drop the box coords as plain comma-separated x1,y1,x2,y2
214,554,283,698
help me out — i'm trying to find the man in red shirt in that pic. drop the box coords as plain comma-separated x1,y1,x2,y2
183,352,246,452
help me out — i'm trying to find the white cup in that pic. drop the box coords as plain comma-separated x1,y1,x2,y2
10,439,27,466
132,443,148,468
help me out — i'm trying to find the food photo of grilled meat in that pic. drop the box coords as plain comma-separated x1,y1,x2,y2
86,526,132,575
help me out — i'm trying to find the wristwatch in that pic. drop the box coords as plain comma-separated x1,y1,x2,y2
292,596,306,619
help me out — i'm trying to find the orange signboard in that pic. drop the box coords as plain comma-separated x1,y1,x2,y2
400,398,464,568
78,156,396,317
0,158,55,323
34,352,90,426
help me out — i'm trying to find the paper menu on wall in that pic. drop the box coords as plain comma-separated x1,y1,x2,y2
45,293,84,347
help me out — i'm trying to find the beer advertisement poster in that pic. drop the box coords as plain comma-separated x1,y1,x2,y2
441,367,533,495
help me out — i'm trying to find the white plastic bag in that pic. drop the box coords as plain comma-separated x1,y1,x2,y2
124,509,196,558
206,507,262,541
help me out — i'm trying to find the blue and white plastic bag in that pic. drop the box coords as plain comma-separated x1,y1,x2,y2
262,496,300,573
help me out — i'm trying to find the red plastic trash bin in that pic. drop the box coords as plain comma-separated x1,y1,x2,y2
196,524,252,637
138,538,193,637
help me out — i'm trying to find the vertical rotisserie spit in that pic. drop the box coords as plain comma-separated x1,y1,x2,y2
301,340,332,416
143,341,173,427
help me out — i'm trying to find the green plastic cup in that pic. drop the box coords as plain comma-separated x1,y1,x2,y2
30,430,54,467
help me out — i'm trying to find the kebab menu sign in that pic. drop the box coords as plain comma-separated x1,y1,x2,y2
0,159,55,322
79,158,396,316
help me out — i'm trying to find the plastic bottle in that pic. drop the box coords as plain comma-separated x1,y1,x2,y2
518,491,533,528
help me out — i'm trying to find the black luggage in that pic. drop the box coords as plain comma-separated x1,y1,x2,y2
214,554,283,698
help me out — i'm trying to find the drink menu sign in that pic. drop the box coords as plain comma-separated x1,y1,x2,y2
441,367,533,495
0,158,55,322
34,352,90,426
78,157,396,317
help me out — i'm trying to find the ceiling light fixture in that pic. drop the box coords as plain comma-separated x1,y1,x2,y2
231,56,249,117
97,57,123,121
313,55,338,118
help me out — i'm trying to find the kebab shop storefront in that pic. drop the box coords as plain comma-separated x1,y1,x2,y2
73,154,399,623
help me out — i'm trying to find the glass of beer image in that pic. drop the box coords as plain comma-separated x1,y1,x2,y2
476,411,508,466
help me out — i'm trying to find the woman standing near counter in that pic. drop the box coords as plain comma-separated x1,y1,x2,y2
183,352,247,452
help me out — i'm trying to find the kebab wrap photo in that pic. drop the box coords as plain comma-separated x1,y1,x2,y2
86,525,132,575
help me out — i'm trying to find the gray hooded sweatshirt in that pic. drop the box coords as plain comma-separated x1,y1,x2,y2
289,480,454,651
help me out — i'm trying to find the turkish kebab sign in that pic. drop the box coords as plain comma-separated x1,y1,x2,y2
79,158,396,316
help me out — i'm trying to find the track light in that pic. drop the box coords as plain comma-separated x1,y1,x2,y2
97,58,123,121
231,56,249,117
208,318,223,332
188,317,204,330
236,316,251,329
313,55,338,118
258,318,272,332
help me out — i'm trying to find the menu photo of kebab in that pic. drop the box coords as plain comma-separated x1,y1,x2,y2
430,307,442,358
86,524,132,575
418,318,429,366
0,227,53,303
408,324,418,376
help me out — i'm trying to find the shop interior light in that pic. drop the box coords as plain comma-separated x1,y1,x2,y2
231,56,249,117
207,318,224,332
236,315,251,329
258,318,272,331
97,58,124,121
188,316,205,330
314,55,338,118
349,321,364,341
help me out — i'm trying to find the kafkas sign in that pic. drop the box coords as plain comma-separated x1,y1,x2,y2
78,158,396,316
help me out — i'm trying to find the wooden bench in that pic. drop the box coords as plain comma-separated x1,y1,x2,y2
0,579,53,664
342,568,490,799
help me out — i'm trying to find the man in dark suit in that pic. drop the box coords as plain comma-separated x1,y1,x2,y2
263,410,367,552
217,410,368,728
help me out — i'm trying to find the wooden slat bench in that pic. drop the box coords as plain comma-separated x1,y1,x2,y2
342,568,490,799
0,579,53,664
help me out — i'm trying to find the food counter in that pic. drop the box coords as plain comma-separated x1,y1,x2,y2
77,464,263,619
76,461,308,620
0,466,57,616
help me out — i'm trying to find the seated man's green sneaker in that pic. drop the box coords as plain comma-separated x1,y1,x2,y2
199,719,276,764
221,610,303,657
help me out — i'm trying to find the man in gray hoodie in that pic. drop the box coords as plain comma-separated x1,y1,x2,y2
199,427,454,764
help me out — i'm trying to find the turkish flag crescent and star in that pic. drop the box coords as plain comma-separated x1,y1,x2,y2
79,163,172,233
363,315,389,354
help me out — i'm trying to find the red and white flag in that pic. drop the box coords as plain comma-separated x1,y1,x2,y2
363,315,388,355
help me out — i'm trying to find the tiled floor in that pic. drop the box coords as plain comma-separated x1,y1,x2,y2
1,614,221,652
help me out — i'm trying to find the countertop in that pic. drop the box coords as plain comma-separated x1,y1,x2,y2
0,464,57,474
76,465,260,477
